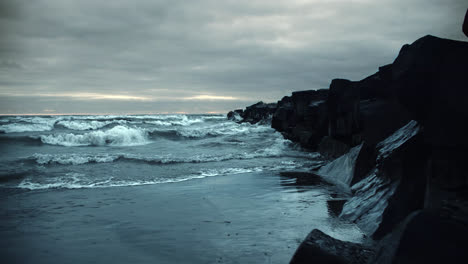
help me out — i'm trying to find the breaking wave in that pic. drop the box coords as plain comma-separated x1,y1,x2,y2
0,123,54,133
0,115,225,133
40,126,149,146
16,163,299,190
28,137,311,165
55,120,126,130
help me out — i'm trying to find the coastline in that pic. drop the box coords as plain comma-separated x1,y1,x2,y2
0,170,362,264
230,34,468,263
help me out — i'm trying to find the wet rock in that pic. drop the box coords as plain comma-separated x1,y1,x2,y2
271,90,328,150
318,144,363,186
280,171,331,186
372,207,468,264
227,109,243,121
241,101,277,124
327,199,347,216
351,142,376,185
317,136,351,159
290,229,374,264
340,121,426,237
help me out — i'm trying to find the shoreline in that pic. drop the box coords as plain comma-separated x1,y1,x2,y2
0,170,363,264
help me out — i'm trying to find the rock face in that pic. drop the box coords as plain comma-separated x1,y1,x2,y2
291,35,468,264
227,35,468,263
227,109,243,121
271,89,328,149
290,229,375,264
227,101,277,124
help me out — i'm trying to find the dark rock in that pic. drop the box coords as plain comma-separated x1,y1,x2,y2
372,207,468,264
290,229,374,264
317,136,351,159
317,144,364,186
272,90,328,150
351,141,376,186
358,99,413,147
227,109,243,121
327,199,347,216
372,131,429,239
391,35,468,148
340,120,425,236
327,79,361,144
241,101,277,124
280,171,331,186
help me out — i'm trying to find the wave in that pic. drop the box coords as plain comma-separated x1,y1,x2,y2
145,115,204,126
15,163,298,190
147,123,274,139
55,120,127,130
1,115,225,133
0,123,55,133
40,126,149,146
28,137,315,166
32,153,121,165
2,123,276,147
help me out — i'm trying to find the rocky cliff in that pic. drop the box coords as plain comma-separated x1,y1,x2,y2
229,35,468,263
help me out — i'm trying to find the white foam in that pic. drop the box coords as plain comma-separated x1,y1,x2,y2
40,125,149,146
56,120,126,130
32,153,120,165
172,122,274,138
146,116,203,127
0,123,54,133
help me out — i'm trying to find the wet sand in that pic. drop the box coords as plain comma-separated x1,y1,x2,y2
0,171,363,264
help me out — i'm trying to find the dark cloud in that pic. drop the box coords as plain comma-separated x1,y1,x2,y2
0,0,467,114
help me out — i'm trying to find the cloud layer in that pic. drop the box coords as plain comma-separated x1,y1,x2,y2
0,0,467,114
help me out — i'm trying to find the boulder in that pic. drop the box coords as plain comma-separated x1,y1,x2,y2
340,121,426,237
391,35,468,148
271,90,328,150
237,101,277,124
372,207,468,264
227,109,243,121
290,229,374,264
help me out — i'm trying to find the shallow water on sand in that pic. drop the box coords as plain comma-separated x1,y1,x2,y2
0,172,363,264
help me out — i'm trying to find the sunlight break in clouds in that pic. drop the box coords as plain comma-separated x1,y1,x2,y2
1,92,152,101
183,95,240,101
0,0,466,114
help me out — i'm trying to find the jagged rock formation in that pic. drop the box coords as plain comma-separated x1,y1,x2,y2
289,35,468,264
229,35,468,264
227,101,276,124
272,90,329,149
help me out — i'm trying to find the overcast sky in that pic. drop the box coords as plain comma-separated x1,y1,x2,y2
0,0,466,114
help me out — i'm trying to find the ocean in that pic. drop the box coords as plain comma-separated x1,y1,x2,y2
0,114,363,263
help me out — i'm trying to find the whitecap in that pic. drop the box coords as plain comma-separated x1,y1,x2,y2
40,125,149,146
0,123,55,133
56,120,119,130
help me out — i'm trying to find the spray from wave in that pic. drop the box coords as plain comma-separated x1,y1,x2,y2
40,126,149,146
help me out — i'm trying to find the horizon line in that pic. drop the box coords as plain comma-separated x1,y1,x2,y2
0,111,227,116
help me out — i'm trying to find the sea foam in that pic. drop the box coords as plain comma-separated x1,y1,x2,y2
40,126,149,146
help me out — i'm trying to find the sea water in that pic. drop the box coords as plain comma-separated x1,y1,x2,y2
0,114,363,263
